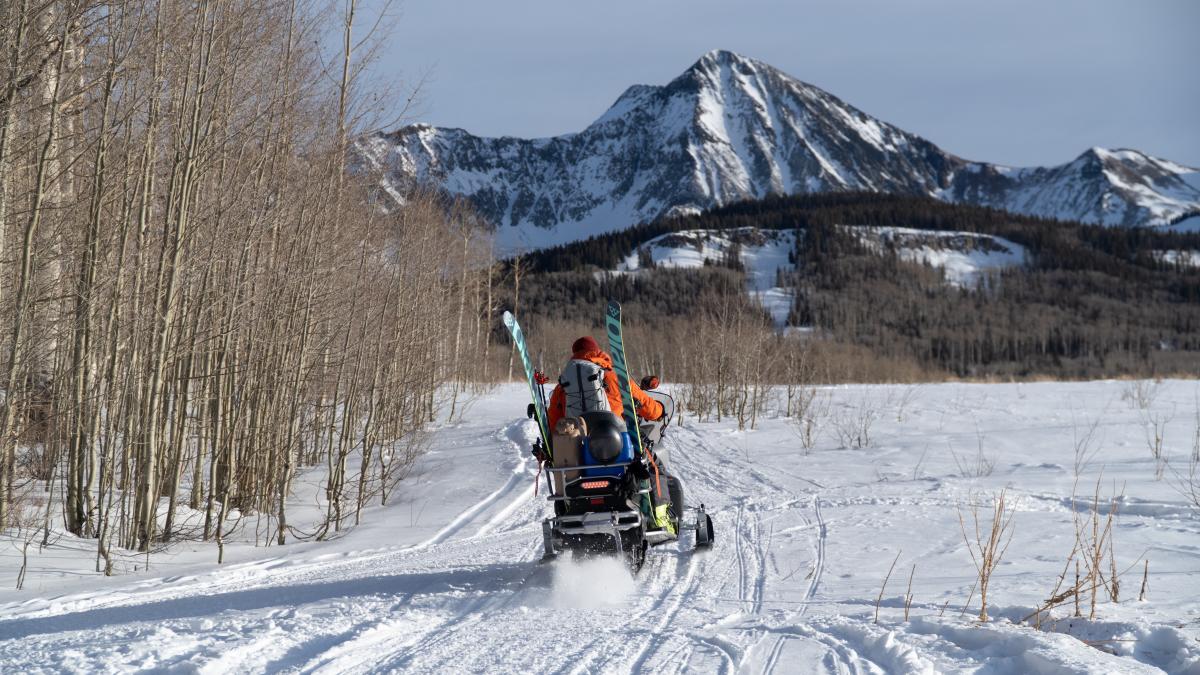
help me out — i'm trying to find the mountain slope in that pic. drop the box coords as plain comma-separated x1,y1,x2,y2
355,50,1200,250
945,147,1200,227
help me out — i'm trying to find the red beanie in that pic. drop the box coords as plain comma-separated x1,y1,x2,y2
572,336,600,355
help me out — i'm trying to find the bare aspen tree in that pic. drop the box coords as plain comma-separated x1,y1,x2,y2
0,0,493,570
2,2,76,528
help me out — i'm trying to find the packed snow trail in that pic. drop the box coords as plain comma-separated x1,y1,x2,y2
1,382,1199,673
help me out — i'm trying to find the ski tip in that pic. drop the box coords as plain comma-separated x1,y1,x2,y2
502,311,515,326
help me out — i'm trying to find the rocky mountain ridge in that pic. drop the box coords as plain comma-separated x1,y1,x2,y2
355,50,1200,250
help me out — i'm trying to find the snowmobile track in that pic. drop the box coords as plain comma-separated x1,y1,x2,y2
625,545,703,674
369,543,546,673
412,420,537,549
801,495,826,616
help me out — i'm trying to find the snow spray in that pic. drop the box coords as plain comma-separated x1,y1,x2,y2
550,557,635,609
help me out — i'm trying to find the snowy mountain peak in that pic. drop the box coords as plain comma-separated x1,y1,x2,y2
684,49,772,79
697,47,740,64
354,50,1200,251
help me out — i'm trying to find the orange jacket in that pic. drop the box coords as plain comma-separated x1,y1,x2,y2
547,348,663,434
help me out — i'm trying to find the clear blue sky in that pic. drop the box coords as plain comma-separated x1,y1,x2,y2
369,0,1199,168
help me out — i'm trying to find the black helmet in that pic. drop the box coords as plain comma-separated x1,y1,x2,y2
585,413,625,463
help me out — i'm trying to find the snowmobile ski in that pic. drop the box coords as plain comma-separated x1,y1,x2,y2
503,311,551,461
694,504,715,548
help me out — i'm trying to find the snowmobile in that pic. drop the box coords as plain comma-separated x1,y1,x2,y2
535,387,715,572
503,305,714,573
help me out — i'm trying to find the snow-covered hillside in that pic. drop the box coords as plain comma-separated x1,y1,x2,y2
1155,249,1200,268
355,50,1200,251
2,381,1198,673
615,228,797,325
851,227,1027,288
613,226,1025,326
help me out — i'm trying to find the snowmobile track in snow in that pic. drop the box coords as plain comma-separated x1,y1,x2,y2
412,420,537,550
801,496,827,616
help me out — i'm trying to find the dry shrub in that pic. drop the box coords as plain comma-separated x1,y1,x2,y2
1023,478,1127,628
949,424,995,478
1072,415,1103,478
831,393,882,449
1168,405,1200,509
1140,408,1173,480
958,488,1015,622
789,389,831,454
1121,379,1162,410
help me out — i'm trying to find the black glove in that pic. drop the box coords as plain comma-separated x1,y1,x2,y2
531,438,547,463
629,458,651,481
526,403,536,420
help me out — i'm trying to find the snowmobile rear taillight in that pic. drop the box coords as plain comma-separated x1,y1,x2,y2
580,480,608,490
589,497,605,505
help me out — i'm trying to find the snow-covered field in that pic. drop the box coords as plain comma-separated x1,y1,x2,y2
2,380,1199,674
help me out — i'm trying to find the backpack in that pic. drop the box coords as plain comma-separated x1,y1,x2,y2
559,359,611,417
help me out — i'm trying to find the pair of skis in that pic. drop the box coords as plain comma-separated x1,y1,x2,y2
502,300,641,462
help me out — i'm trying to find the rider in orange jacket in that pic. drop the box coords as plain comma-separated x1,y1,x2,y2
546,336,663,433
